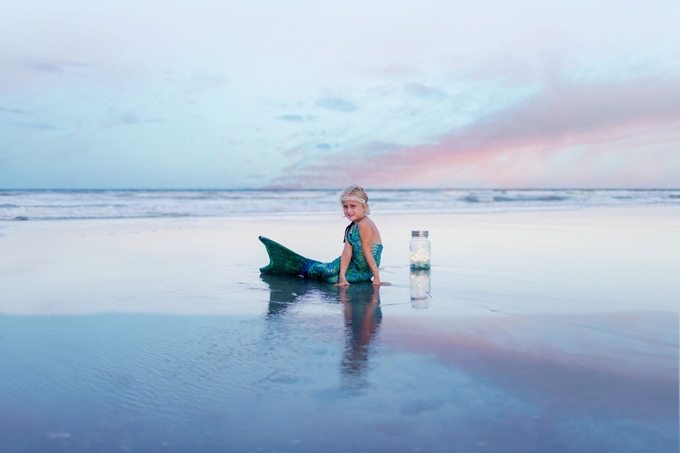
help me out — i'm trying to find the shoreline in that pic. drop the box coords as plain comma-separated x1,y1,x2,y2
1,201,679,221
1,205,678,316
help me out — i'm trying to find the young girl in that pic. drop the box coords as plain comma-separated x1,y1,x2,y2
259,185,385,286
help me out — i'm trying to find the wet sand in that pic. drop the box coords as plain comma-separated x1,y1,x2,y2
0,207,678,452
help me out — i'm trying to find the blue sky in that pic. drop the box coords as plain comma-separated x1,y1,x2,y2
1,0,679,188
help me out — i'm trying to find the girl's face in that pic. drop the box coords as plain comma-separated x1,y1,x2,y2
342,199,366,222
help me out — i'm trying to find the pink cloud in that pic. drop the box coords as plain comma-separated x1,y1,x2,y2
274,76,680,188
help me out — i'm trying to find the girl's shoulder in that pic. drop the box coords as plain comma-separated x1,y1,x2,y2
356,216,379,235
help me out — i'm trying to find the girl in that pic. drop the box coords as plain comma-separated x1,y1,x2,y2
259,185,385,286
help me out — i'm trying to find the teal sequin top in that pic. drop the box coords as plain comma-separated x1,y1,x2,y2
305,223,383,284
258,222,383,284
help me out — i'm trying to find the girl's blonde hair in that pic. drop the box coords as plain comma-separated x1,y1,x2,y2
339,185,370,215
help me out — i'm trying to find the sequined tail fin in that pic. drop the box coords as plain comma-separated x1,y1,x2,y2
258,236,314,276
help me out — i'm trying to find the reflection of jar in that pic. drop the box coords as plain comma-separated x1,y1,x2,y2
410,269,431,309
409,230,431,269
409,269,430,299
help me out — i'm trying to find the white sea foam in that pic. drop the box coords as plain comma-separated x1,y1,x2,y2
0,189,678,221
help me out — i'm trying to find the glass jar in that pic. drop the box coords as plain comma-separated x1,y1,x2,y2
409,230,430,269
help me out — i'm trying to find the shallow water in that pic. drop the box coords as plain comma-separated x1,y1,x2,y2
1,275,677,453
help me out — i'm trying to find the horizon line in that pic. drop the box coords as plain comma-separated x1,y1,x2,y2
1,187,679,192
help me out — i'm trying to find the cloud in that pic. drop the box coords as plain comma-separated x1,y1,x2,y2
315,97,358,112
100,110,169,129
273,75,680,188
403,83,447,100
6,122,55,130
118,111,139,125
0,59,95,91
315,143,331,150
26,60,61,73
276,114,304,122
0,106,30,114
177,73,228,94
372,64,420,77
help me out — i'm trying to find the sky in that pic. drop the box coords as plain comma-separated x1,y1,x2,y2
1,0,679,189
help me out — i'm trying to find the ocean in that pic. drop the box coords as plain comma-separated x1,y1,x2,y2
1,189,679,221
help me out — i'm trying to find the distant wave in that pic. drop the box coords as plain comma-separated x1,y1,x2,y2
1,189,679,221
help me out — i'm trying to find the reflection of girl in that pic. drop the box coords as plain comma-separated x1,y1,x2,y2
339,284,382,379
259,185,386,285
260,275,382,385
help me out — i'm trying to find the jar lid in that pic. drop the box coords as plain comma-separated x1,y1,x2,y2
411,230,429,238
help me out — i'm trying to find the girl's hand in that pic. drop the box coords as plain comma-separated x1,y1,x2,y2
335,278,350,287
373,279,391,286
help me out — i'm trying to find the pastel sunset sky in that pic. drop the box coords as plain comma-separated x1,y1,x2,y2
1,0,679,189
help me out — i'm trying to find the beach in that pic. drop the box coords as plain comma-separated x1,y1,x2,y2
1,206,678,452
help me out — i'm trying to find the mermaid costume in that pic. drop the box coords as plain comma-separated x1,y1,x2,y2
259,222,383,284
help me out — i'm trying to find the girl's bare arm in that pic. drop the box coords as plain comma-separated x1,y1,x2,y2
358,221,380,285
336,241,353,286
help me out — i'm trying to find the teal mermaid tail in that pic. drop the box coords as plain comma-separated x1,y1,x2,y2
258,225,382,284
258,236,318,276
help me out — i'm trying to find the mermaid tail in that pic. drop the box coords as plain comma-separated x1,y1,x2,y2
258,236,318,276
